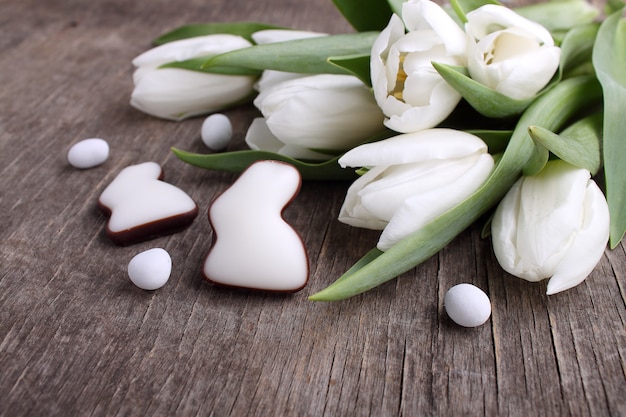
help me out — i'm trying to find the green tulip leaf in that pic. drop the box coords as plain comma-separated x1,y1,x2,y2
202,32,380,75
327,248,384,287
310,76,602,301
515,0,600,33
521,35,603,178
432,62,533,118
152,22,288,45
606,0,626,15
171,148,357,181
466,129,512,154
386,0,404,16
161,57,262,76
522,138,550,176
449,0,501,23
332,0,393,31
558,22,600,78
592,7,626,248
327,54,372,86
528,112,602,175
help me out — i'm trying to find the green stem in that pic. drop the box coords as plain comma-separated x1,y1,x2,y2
309,75,602,301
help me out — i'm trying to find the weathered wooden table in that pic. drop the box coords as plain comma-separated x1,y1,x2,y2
1,0,624,415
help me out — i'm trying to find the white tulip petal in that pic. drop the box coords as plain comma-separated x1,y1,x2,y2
259,74,367,110
360,158,473,199
265,94,376,149
378,153,493,250
488,29,542,60
371,16,401,106
402,69,440,107
130,69,255,120
258,74,384,150
371,57,391,108
385,44,402,95
132,66,152,85
380,93,414,118
514,163,588,273
394,30,442,54
466,5,554,46
339,129,487,168
245,117,285,153
254,70,304,97
132,34,252,67
338,166,390,230
493,47,560,99
251,29,326,44
546,181,610,294
383,78,460,133
244,118,333,161
358,160,467,221
491,180,527,277
371,14,406,60
403,43,461,73
402,0,467,56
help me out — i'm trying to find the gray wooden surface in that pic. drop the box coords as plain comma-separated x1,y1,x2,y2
1,0,624,416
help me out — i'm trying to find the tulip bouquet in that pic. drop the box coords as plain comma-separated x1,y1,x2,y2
129,0,626,300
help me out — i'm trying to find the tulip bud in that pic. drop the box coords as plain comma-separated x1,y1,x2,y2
370,0,467,133
338,129,494,250
246,74,386,160
130,35,257,121
465,5,561,100
491,160,609,294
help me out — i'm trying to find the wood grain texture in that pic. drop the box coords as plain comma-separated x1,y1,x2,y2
0,0,624,416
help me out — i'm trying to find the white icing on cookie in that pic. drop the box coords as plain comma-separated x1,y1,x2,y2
98,162,198,244
203,160,308,292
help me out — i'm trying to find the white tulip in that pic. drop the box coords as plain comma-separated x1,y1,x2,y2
246,74,385,159
465,5,561,100
338,129,494,250
130,35,256,121
370,0,467,133
491,160,610,295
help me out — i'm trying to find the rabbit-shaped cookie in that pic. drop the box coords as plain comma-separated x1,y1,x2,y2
203,161,308,292
99,162,198,245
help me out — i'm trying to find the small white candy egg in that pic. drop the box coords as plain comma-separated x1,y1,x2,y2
67,138,109,169
444,283,491,327
127,248,172,290
201,113,232,151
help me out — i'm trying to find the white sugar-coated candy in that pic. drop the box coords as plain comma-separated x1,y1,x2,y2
127,248,172,290
201,113,232,151
444,283,491,327
67,138,109,169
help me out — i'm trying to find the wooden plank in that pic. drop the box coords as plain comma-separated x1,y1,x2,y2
0,0,624,416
